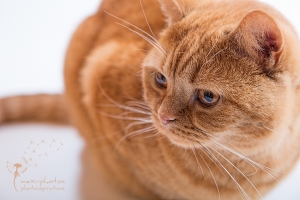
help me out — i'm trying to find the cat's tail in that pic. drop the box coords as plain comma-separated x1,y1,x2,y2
0,94,69,124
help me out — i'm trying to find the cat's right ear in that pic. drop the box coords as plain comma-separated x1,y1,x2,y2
157,0,195,26
231,10,284,70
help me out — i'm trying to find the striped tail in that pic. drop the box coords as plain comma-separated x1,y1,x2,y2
0,94,69,124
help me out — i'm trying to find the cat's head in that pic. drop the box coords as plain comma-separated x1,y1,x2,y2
142,0,294,151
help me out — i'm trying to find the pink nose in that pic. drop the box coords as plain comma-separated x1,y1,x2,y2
159,113,176,125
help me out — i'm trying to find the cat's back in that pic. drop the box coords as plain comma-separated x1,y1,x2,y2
64,0,165,73
93,0,164,45
64,0,165,141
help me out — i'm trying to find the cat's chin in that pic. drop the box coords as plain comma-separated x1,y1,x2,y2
158,127,206,149
165,134,202,149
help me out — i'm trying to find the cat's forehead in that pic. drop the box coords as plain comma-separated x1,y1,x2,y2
159,23,231,71
162,22,225,53
159,33,229,81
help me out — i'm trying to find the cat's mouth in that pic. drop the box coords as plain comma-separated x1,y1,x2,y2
154,117,208,148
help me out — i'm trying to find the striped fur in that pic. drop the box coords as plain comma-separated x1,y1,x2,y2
1,0,300,199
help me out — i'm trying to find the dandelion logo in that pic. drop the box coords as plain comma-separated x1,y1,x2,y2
6,139,64,192
6,161,27,192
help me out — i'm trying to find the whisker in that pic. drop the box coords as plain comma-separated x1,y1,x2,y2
139,0,156,40
188,133,227,180
200,131,259,177
217,140,259,177
221,141,258,177
104,11,166,53
201,48,226,67
97,104,151,115
124,121,153,133
190,147,204,177
93,115,152,142
201,48,225,68
214,142,281,185
261,124,298,141
97,110,152,123
204,147,251,200
196,142,228,180
96,82,152,116
214,141,283,176
114,126,156,150
197,128,282,177
205,36,221,60
198,124,281,179
116,22,166,56
130,47,150,53
145,131,160,138
209,147,263,199
125,101,151,111
196,148,221,200
125,99,150,107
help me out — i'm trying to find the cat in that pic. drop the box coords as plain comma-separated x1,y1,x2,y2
1,0,300,199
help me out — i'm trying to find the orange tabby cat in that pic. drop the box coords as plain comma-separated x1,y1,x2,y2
1,0,300,199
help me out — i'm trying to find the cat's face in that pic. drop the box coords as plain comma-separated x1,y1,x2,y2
142,9,289,151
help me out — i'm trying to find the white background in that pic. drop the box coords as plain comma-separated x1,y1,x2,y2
0,0,300,199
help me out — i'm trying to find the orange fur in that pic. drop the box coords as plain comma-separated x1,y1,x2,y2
1,0,300,199
0,94,68,124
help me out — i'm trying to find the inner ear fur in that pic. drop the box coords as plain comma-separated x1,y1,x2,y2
232,10,284,70
157,0,195,26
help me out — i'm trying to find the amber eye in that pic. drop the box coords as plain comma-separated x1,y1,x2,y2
198,90,220,108
155,72,167,88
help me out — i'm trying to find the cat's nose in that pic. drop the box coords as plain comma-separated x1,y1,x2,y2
159,112,176,125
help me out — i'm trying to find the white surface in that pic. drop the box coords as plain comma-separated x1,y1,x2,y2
0,124,84,200
0,0,300,199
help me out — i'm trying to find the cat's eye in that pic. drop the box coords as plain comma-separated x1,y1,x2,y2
155,72,167,88
198,90,220,108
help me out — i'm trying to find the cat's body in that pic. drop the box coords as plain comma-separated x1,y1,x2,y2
1,0,300,199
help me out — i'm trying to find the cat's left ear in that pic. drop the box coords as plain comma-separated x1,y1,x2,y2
232,10,284,69
157,0,195,26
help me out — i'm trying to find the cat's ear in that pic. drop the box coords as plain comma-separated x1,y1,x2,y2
157,0,194,26
232,10,284,69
